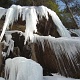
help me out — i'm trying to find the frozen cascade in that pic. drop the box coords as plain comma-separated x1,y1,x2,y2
0,5,22,42
33,35,80,76
47,8,71,37
0,5,71,43
5,57,43,80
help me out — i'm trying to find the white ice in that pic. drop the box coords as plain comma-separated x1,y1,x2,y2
33,35,80,75
0,5,71,43
5,57,43,80
2,33,14,57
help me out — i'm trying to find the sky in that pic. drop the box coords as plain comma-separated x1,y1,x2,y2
56,0,80,10
56,0,66,10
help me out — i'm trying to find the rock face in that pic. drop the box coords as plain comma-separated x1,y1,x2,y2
36,15,60,37
31,37,80,78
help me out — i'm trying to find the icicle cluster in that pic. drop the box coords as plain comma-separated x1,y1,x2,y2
33,35,80,76
5,57,43,80
2,33,14,57
2,30,24,57
0,5,71,43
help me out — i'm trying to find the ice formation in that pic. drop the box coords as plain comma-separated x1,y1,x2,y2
2,33,14,57
5,57,43,80
33,34,80,75
2,30,25,57
0,5,71,43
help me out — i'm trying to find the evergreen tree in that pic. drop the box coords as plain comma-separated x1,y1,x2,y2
16,0,60,14
0,0,13,8
59,0,79,28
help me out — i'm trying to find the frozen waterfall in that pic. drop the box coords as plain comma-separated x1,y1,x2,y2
33,34,80,77
0,5,71,43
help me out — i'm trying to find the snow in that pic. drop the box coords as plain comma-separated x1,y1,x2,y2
24,7,38,44
0,75,79,80
0,77,5,80
5,57,43,80
5,57,80,80
43,74,80,80
0,5,71,43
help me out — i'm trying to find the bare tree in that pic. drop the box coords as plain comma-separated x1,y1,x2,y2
60,0,79,28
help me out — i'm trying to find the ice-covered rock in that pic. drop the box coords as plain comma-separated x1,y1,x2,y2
5,57,43,80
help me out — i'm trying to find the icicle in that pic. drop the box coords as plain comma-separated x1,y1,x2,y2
0,5,22,42
24,7,38,44
33,35,80,76
46,8,71,37
4,34,14,56
36,6,48,20
0,5,71,43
